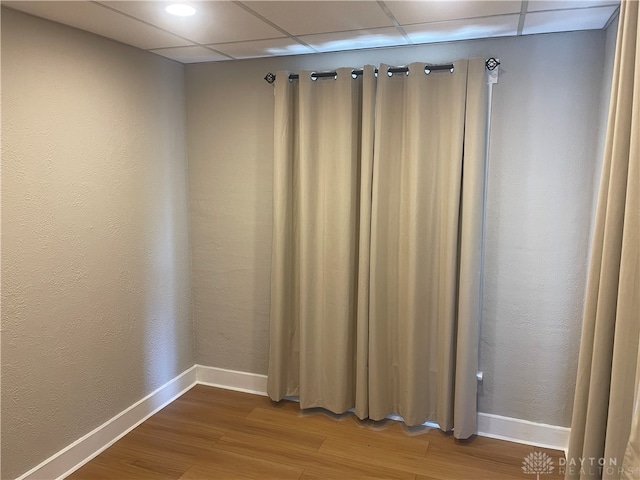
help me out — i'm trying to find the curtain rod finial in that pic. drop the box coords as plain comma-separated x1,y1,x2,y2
264,72,276,84
485,58,500,71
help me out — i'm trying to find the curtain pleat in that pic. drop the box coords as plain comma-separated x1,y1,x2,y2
268,74,299,399
268,59,488,438
566,1,640,478
622,342,640,480
354,65,377,420
455,58,490,439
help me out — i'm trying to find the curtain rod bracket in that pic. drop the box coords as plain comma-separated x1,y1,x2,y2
485,58,500,84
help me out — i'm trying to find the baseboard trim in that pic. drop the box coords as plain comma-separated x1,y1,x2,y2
477,412,570,453
193,366,569,452
17,365,197,480
196,364,268,396
194,366,569,452
16,365,569,479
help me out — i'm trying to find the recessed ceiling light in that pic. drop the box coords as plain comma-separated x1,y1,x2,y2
166,4,196,16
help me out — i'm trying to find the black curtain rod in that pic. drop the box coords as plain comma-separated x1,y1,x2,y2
294,64,453,81
264,58,500,84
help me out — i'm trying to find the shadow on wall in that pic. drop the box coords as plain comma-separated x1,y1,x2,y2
141,121,191,394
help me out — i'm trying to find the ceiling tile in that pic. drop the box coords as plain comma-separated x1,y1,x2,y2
3,1,193,49
5,0,622,66
385,1,521,26
100,1,285,44
150,45,230,63
404,14,519,44
522,5,618,35
297,27,410,53
209,39,316,59
243,1,394,35
527,0,619,12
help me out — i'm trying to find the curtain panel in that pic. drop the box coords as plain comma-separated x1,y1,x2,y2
268,59,488,439
567,1,640,479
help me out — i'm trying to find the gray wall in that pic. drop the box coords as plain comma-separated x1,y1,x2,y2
0,8,618,477
186,30,610,428
592,15,619,239
1,9,194,479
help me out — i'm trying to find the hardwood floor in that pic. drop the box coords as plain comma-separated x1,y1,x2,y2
67,385,565,479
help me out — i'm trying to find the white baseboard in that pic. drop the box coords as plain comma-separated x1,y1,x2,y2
478,412,570,453
16,365,568,479
196,364,268,396
193,366,569,452
17,365,197,480
194,366,568,452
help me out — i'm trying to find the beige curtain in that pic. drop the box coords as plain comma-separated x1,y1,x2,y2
268,66,376,413
566,1,640,479
268,59,488,438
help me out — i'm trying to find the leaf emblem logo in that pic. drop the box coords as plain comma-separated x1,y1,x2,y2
522,451,555,480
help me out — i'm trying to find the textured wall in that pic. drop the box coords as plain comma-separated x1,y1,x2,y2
592,16,619,239
1,9,194,479
479,32,608,427
186,30,610,428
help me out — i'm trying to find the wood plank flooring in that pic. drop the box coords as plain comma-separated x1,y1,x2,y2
67,385,565,479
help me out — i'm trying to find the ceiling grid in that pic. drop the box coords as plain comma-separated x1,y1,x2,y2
3,0,620,64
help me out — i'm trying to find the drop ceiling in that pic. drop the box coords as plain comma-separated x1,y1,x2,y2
3,0,620,64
